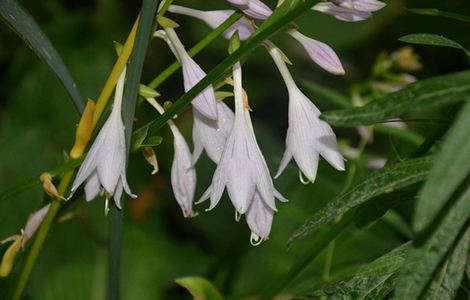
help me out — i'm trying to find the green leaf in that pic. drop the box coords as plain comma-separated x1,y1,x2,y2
175,277,224,300
134,0,321,140
395,185,470,299
0,0,85,112
107,0,159,299
422,228,470,300
413,101,470,232
288,157,433,245
408,8,470,24
321,70,470,127
354,190,416,229
300,244,409,299
399,34,469,55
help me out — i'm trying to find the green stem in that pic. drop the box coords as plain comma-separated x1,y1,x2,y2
147,12,243,89
106,0,159,298
107,205,123,300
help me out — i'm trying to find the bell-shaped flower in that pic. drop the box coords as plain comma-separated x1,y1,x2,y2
192,101,235,164
226,0,273,20
287,29,345,75
162,28,218,120
69,69,136,209
198,62,286,215
167,5,255,41
146,97,197,218
312,0,385,22
268,44,345,183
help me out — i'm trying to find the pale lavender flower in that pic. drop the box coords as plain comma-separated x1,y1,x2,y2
268,44,345,183
312,0,385,22
287,29,345,75
167,5,255,40
226,0,273,20
333,0,386,12
163,28,218,120
246,192,274,245
192,101,235,164
198,62,286,215
69,69,136,209
146,97,197,218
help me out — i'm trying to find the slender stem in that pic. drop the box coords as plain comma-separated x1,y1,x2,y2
12,17,141,300
107,205,123,300
148,12,243,89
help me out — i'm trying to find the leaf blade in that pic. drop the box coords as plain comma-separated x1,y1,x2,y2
321,70,470,127
175,277,224,300
399,34,469,55
0,0,85,112
288,156,433,245
414,100,470,232
395,186,470,299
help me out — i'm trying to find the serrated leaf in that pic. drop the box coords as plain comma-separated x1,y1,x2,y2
395,185,470,299
321,70,470,127
299,244,409,300
399,34,469,55
413,101,470,232
175,277,224,300
0,0,85,112
408,8,470,24
422,228,470,300
289,157,432,245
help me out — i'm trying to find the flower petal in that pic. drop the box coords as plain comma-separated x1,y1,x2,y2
84,171,101,201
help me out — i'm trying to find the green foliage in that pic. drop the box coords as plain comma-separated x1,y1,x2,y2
0,0,85,112
399,34,470,56
322,70,470,126
408,8,470,24
395,185,470,299
413,100,470,232
301,244,409,299
288,157,433,245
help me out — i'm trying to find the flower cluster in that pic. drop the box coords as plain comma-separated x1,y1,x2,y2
65,0,384,244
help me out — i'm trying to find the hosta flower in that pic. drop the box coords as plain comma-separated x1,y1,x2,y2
268,44,345,183
167,5,255,40
313,0,385,22
146,97,197,218
69,69,136,209
226,0,273,20
192,101,234,164
163,28,218,120
199,62,286,215
246,190,287,245
287,29,345,75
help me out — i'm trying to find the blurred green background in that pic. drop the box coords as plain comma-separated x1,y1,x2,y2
1,0,470,299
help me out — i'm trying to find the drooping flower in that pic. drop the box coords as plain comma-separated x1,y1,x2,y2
226,0,273,20
167,5,255,40
192,101,235,164
267,44,345,183
146,97,197,218
198,62,286,216
312,0,385,22
162,28,218,120
69,69,136,210
287,29,345,75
